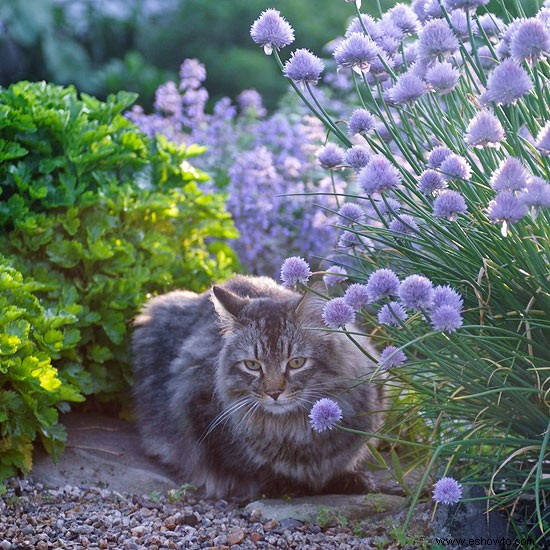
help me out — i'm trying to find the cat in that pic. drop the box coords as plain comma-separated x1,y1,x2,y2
132,275,385,499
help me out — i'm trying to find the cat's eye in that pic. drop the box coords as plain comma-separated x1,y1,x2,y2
287,357,307,370
243,360,262,371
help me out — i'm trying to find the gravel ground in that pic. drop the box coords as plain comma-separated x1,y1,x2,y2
0,479,409,549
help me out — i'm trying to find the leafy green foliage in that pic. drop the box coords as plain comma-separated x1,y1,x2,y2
0,81,238,480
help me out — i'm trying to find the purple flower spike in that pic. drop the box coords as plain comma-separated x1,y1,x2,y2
465,110,506,149
433,190,468,220
490,158,529,192
348,109,376,136
322,298,356,329
432,285,464,311
433,477,463,505
344,284,371,311
426,61,460,94
309,398,343,432
283,49,325,85
440,154,472,182
418,19,459,62
366,269,400,302
399,274,434,310
333,32,380,73
535,121,550,155
250,9,295,55
378,302,408,326
388,71,427,105
323,266,348,287
510,19,550,64
419,169,446,195
358,155,402,195
428,146,453,169
280,257,312,288
379,346,407,370
431,305,463,333
482,59,533,106
317,143,345,169
338,203,365,225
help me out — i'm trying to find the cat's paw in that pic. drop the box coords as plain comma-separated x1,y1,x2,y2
322,471,376,495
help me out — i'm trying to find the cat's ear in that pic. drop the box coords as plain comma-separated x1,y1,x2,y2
211,286,250,325
294,283,327,327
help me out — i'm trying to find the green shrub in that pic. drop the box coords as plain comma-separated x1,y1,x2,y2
0,81,238,416
0,254,83,482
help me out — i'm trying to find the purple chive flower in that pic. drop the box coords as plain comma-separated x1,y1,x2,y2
478,14,504,37
432,285,464,311
323,266,348,287
378,302,408,326
433,477,463,505
465,110,506,148
481,59,534,106
379,346,407,370
338,230,364,249
338,203,365,225
535,120,550,155
428,146,453,169
387,3,421,35
510,19,550,64
431,305,463,333
490,158,529,192
419,169,446,195
487,192,528,235
389,214,419,234
418,19,459,62
317,143,345,169
348,109,376,136
250,9,295,55
280,256,312,287
425,61,460,94
358,155,402,195
377,197,402,215
283,49,324,86
333,32,380,73
345,146,371,171
344,284,371,311
440,154,472,181
433,190,468,220
399,274,434,310
345,14,383,40
444,0,489,8
388,71,427,105
309,398,343,432
477,45,498,70
366,269,401,302
521,177,550,209
322,298,356,329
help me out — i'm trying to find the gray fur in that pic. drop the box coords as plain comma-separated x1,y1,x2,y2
132,275,385,498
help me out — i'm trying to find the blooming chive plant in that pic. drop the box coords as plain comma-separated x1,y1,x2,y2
255,0,549,541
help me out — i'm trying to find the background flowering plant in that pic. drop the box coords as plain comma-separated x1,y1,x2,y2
255,0,550,542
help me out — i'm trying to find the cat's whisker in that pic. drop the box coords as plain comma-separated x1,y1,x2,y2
198,397,254,443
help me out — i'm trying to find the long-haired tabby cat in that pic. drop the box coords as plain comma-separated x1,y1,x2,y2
132,275,385,499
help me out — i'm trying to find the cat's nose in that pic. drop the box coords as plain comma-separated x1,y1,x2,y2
265,389,284,400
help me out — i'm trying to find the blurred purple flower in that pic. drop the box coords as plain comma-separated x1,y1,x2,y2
521,177,550,209
535,120,550,155
338,203,365,225
345,146,371,171
323,266,348,287
250,9,295,55
389,214,419,234
179,58,206,90
389,71,427,105
478,14,504,37
432,285,464,311
280,256,312,287
440,154,472,181
490,158,529,192
419,169,446,195
333,32,380,73
154,81,181,117
431,305,463,333
426,61,460,94
322,298,356,329
418,19,459,62
399,274,434,310
433,477,463,505
377,197,402,215
379,346,407,370
344,284,371,312
358,155,402,195
317,143,345,169
444,0,489,8
477,45,498,70
465,110,506,148
481,59,533,105
510,19,550,64
237,89,266,117
428,146,453,169
387,3,421,35
283,49,324,86
309,398,343,432
378,302,408,326
348,108,376,136
366,268,400,302
345,14,383,40
433,190,468,220
487,192,528,236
